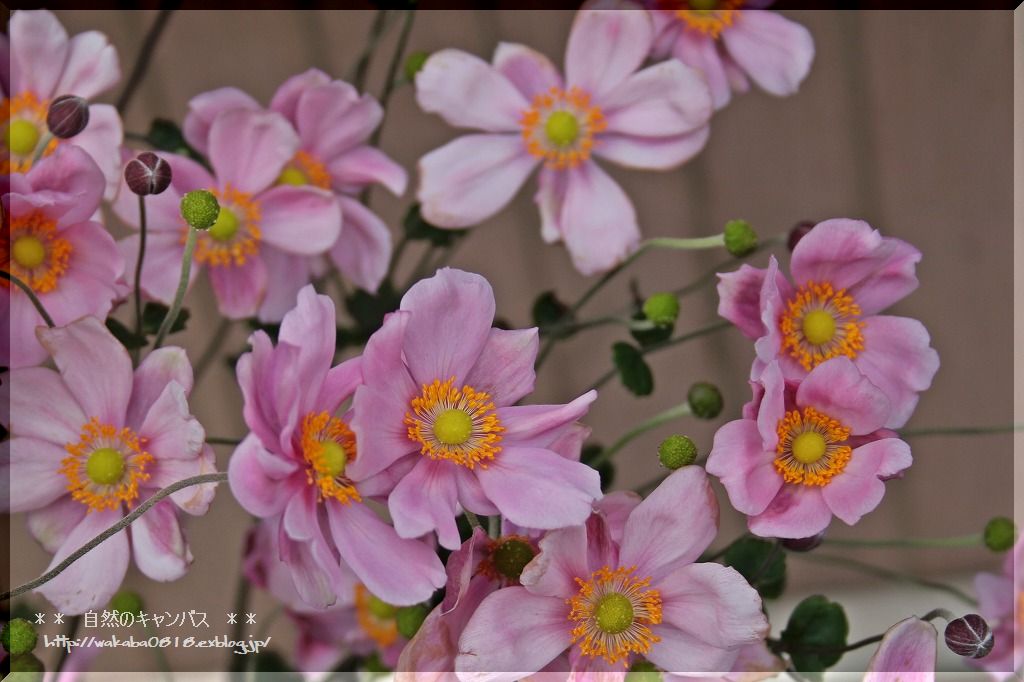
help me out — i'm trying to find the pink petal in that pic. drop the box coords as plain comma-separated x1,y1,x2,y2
297,81,381,159
593,127,709,171
327,501,446,605
559,161,640,276
130,499,193,582
855,316,940,429
316,355,364,417
276,284,339,416
147,444,218,515
706,419,782,517
658,562,767,649
520,524,591,599
672,32,732,110
208,255,268,319
183,86,261,155
534,165,569,243
755,361,787,449
464,328,539,408
209,109,298,194
54,29,121,99
6,366,86,443
24,144,105,225
565,10,653,101
498,391,598,449
330,195,392,293
417,134,537,228
38,220,124,318
126,347,193,430
327,145,408,196
600,59,711,137
37,508,129,614
255,249,314,323
645,624,741,674
796,357,891,435
269,67,331,121
277,519,345,609
3,291,49,368
27,496,85,553
257,185,341,255
716,264,769,340
227,434,293,518
455,465,500,517
594,491,641,545
138,382,204,462
7,437,69,512
415,49,527,132
974,573,1013,622
117,230,195,307
721,11,814,97
821,438,911,526
492,42,563,99
283,485,320,541
388,457,462,550
65,104,124,198
9,9,69,98
864,617,937,682
748,484,832,539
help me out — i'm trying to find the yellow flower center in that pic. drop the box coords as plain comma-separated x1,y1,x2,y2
521,86,606,171
568,566,662,667
3,212,73,294
405,377,504,469
300,411,361,505
675,0,742,38
7,119,40,156
355,584,399,649
190,185,261,267
780,281,865,371
276,150,331,189
774,407,852,486
2,92,59,174
60,418,154,512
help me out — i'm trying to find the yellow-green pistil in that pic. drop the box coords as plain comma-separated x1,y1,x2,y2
207,206,239,242
6,119,40,156
86,447,126,485
433,409,473,445
545,111,580,147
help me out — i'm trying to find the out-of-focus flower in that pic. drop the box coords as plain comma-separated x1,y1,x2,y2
864,617,937,682
706,358,912,539
228,285,445,608
3,145,126,368
456,467,767,678
414,10,713,275
971,538,1023,678
112,109,341,320
717,218,939,429
182,68,406,308
351,268,602,551
2,9,123,196
648,2,814,110
2,317,217,614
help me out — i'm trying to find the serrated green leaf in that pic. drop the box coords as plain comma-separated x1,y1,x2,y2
781,595,849,673
105,317,148,350
612,342,653,396
722,537,786,599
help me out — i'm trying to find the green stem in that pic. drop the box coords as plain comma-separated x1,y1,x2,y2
116,9,175,114
2,270,55,327
591,402,692,467
152,226,198,349
369,8,416,149
206,436,242,446
351,10,390,92
670,233,787,301
31,131,54,164
488,515,501,539
823,533,983,549
899,424,1023,438
192,318,233,386
133,194,148,365
464,510,483,531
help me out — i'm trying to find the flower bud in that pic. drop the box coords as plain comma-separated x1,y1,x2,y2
658,435,697,470
781,532,825,552
626,659,660,682
46,95,90,139
395,604,430,639
724,219,757,257
688,382,723,420
642,292,680,327
180,190,220,230
2,618,38,656
983,516,1016,552
124,152,172,196
8,652,44,679
944,614,994,658
787,220,816,251
492,537,536,582
405,51,429,81
109,589,145,617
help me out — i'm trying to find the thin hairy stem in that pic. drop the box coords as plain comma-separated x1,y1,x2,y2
2,270,55,327
116,9,175,114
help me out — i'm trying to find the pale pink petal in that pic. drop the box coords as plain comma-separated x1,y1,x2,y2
594,127,709,171
645,624,740,675
600,59,711,136
283,485,320,541
796,357,891,435
706,419,782,517
209,109,299,194
7,437,69,512
748,484,832,539
659,562,767,649
6,366,86,443
594,491,641,545
269,68,331,121
316,355,364,417
464,328,538,407
755,361,787,449
256,249,315,323
227,434,294,518
498,391,598,448
389,457,462,550
534,165,569,243
297,81,381,159
276,284,339,417
559,161,640,276
65,104,124,198
235,334,283,452
54,29,120,99
130,500,193,582
44,220,124,313
257,185,341,255
183,86,261,154
455,465,501,516
520,524,591,599
418,134,537,228
721,11,814,97
10,9,69,98
148,445,218,515
207,255,268,319
277,521,345,609
492,42,563,99
855,316,940,429
3,291,49,368
822,438,911,526
23,144,105,225
672,32,732,110
415,49,528,132
126,347,193,430
27,496,85,553
138,382,205,462
564,10,653,101
330,195,392,293
864,617,937,682
327,145,408,196
717,264,769,339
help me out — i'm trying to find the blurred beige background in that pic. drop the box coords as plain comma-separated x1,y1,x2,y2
7,9,1017,673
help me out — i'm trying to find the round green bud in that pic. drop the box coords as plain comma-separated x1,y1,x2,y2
110,589,145,617
2,618,38,656
492,537,536,582
8,653,45,682
363,651,392,674
724,219,758,257
395,604,430,639
688,382,723,420
983,517,1017,552
626,658,660,682
642,292,680,327
404,51,430,81
658,435,698,470
179,190,220,230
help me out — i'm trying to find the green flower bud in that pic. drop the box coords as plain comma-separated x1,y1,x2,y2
724,219,758,257
180,190,220,230
2,618,38,656
658,435,698,470
626,658,660,682
110,589,145,617
983,517,1017,552
405,51,429,81
688,381,723,419
395,604,430,640
492,537,536,582
8,653,45,681
642,292,680,327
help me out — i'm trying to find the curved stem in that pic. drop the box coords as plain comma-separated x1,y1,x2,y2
1,472,227,602
369,8,416,149
206,436,242,446
351,10,390,92
116,9,175,114
31,132,54,164
823,533,983,549
2,270,55,327
670,233,787,301
899,424,1023,438
133,194,148,364
192,318,232,386
152,226,197,349
590,402,692,467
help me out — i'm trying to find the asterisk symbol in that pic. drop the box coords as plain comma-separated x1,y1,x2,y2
227,613,237,624
54,613,64,625
34,613,45,625
245,613,256,624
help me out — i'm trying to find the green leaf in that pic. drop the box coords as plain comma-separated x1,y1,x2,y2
345,281,401,341
145,118,210,168
612,342,654,396
141,302,190,336
722,537,786,599
403,203,463,246
532,291,573,334
630,310,673,347
781,595,849,673
105,318,148,350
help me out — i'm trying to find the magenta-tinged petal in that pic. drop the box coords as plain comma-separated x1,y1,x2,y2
35,221,124,327
276,284,340,423
327,145,408,196
9,9,69,98
464,328,539,407
559,161,640,276
564,10,653,101
283,485,321,541
228,434,294,518
269,67,331,121
23,145,105,225
755,361,787,449
331,195,392,293
257,184,341,255
3,292,49,368
138,381,204,461
27,496,85,554
658,563,767,649
442,528,491,612
418,134,537,228
717,264,769,339
327,501,446,606
672,31,732,110
721,11,814,97
594,491,641,546
6,366,86,443
37,316,132,427
601,59,711,137
796,357,891,435
316,356,364,418
183,86,261,154
476,446,601,531
748,484,832,539
864,617,937,682
7,437,69,512
594,127,709,171
255,250,314,324
277,521,345,609
521,524,591,599
619,466,718,582
296,81,380,159
492,42,563,99
54,28,120,99
148,445,218,515
389,458,462,550
209,108,299,194
645,623,741,674
208,255,268,319
456,587,571,682
534,165,569,243
65,104,124,198
455,466,501,517
415,49,528,132
37,508,129,614
856,316,939,429
706,419,782,517
822,438,911,526
752,256,795,375
126,347,193,429
130,500,193,582
498,391,597,448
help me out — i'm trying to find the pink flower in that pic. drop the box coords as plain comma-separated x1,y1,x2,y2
864,617,937,682
717,218,940,429
181,68,407,308
707,358,912,539
414,9,712,275
2,316,217,614
228,284,445,609
2,9,123,197
350,268,602,551
456,467,768,678
113,109,341,321
3,145,126,369
971,538,1023,679
649,3,814,110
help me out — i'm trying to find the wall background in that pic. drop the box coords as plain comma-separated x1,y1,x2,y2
7,9,1016,673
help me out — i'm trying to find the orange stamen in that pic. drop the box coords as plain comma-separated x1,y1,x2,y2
774,406,853,486
60,418,154,512
405,377,504,469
